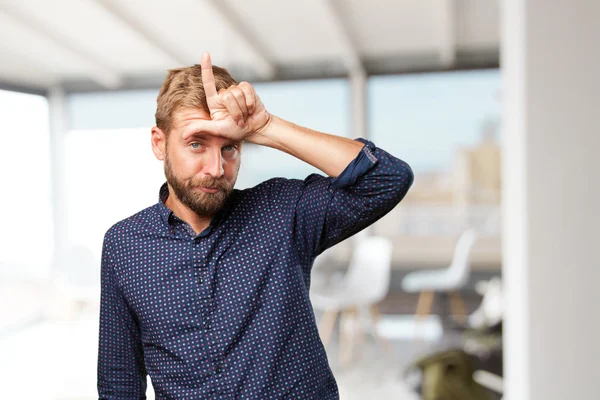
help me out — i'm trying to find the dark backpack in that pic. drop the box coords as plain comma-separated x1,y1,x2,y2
405,349,494,400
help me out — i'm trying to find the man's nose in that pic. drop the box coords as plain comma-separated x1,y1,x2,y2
204,147,224,178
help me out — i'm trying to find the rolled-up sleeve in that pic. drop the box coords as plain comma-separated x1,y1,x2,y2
97,232,148,399
291,138,414,258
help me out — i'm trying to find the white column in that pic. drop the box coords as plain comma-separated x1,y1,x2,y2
350,69,367,139
349,69,371,241
48,85,68,265
502,1,600,399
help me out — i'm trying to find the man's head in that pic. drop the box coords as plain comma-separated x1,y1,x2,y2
151,64,241,217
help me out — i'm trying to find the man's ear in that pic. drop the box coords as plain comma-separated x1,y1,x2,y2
151,126,167,161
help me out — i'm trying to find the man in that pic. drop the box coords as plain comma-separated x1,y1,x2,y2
97,52,414,399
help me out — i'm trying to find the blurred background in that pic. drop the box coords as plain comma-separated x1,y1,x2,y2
0,0,597,399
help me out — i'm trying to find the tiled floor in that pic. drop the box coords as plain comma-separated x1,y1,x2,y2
0,308,448,400
328,339,423,400
327,314,448,400
1,277,468,399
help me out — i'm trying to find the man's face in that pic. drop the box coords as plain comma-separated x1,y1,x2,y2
162,107,242,216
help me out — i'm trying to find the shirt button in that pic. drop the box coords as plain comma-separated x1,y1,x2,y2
215,365,223,374
205,323,211,330
198,276,203,284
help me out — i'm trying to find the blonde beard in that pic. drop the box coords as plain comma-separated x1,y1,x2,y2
164,155,234,216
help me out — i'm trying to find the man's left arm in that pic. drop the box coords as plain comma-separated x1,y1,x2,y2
248,115,366,178
249,116,414,255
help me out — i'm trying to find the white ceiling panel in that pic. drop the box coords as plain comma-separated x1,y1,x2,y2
457,0,500,48
340,0,443,56
98,0,222,67
0,0,500,92
223,0,345,62
10,0,174,73
0,51,58,89
0,11,93,82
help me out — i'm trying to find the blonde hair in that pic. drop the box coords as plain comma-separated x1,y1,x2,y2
155,64,237,134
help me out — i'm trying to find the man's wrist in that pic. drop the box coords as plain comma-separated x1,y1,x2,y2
246,114,278,146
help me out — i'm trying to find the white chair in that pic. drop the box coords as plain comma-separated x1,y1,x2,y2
468,276,503,330
401,229,478,325
474,370,504,399
310,236,393,366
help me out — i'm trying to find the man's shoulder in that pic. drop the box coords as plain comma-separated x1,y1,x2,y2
103,203,162,241
234,178,290,205
238,176,322,198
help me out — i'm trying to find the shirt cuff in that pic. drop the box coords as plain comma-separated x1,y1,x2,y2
330,138,379,189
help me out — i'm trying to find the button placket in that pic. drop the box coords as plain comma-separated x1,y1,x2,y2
193,239,211,298
193,235,228,393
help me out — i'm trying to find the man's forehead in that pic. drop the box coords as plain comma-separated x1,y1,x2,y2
171,108,242,146
172,107,214,140
174,107,211,127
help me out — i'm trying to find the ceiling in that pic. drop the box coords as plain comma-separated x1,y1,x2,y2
0,0,499,94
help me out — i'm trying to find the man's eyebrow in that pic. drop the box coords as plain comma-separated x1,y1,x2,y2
184,131,210,141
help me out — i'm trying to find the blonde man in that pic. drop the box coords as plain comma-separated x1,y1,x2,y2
97,53,413,399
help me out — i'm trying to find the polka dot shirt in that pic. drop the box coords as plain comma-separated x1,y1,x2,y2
97,139,414,399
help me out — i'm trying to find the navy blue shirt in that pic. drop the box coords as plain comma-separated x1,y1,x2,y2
97,139,413,399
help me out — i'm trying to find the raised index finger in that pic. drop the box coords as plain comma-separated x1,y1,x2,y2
201,52,218,103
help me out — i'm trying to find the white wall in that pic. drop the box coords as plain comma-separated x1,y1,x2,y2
502,1,600,399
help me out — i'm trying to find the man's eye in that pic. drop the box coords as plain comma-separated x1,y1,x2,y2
223,145,236,152
190,143,201,149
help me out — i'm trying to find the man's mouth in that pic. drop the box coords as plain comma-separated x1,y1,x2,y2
197,186,220,194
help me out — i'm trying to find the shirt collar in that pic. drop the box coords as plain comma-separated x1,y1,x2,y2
157,182,174,226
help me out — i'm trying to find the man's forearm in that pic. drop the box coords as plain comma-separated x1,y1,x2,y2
248,115,364,178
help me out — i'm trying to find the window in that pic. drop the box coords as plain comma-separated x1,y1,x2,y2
369,69,501,174
236,79,350,188
0,90,52,278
